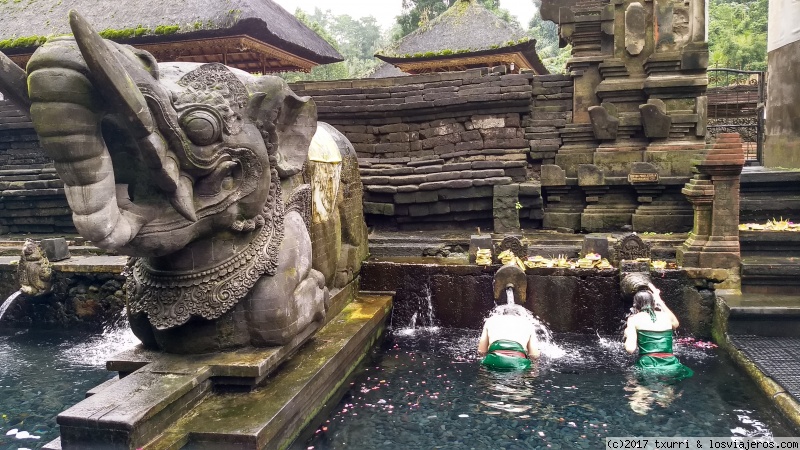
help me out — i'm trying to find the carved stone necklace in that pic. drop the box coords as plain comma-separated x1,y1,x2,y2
125,170,284,330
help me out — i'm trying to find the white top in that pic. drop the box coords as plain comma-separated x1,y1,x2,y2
478,314,540,358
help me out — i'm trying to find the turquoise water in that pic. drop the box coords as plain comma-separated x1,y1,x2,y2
302,329,794,449
0,326,793,450
0,327,136,450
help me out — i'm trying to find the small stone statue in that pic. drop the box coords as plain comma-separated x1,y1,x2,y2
17,239,53,296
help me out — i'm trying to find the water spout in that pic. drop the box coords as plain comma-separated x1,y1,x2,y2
493,264,526,306
0,290,22,322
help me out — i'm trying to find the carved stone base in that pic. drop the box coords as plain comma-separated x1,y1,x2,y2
45,290,391,450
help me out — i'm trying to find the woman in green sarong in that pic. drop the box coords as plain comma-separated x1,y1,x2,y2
623,284,693,381
477,304,540,371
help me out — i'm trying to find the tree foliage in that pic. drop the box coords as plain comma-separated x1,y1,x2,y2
528,10,570,74
708,0,768,71
395,0,518,39
280,8,387,82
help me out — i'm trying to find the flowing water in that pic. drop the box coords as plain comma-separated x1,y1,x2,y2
301,328,793,449
0,322,138,449
0,291,22,322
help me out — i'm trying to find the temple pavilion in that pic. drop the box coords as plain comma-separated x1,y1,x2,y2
373,0,548,76
0,0,343,74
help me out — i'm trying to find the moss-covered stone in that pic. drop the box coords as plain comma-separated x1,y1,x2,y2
154,25,180,35
0,35,47,49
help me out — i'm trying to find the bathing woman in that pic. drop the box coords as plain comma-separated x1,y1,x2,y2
624,283,693,380
477,304,541,370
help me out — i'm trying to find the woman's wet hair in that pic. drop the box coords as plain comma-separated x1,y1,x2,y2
632,289,655,313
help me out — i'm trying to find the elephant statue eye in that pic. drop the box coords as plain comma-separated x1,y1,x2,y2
180,109,222,146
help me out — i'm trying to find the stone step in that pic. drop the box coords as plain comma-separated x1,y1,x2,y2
740,230,800,257
44,294,391,450
369,242,467,258
140,294,391,450
741,256,800,294
722,292,800,337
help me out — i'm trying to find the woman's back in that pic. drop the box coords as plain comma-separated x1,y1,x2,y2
629,310,674,332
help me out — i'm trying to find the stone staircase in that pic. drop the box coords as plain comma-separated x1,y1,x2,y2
726,231,800,337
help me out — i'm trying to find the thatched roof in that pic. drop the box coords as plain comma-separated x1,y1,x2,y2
376,0,547,74
0,0,343,73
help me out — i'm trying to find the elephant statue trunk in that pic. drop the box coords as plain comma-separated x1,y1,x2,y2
0,10,369,354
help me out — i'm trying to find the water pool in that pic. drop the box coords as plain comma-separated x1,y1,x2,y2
0,327,136,450
302,329,795,449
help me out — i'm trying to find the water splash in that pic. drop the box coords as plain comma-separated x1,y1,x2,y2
506,286,514,305
60,307,139,367
486,304,565,358
394,285,440,336
0,290,22,322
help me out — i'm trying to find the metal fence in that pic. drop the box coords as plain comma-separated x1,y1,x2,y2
707,68,765,165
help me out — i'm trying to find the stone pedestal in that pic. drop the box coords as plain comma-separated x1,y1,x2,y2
45,292,391,450
677,176,714,267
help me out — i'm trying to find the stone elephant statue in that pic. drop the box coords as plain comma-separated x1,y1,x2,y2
0,11,367,353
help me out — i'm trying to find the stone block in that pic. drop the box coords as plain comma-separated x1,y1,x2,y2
542,212,581,231
469,234,494,263
577,164,605,186
363,202,395,216
519,183,541,197
582,235,609,259
541,164,567,186
40,237,70,261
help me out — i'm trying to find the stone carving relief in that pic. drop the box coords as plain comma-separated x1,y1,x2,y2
17,239,53,297
614,233,652,262
625,2,647,56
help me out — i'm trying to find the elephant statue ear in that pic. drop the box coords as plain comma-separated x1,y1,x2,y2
244,76,317,179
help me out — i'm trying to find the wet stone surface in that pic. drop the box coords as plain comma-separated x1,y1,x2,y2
302,329,793,450
0,326,136,449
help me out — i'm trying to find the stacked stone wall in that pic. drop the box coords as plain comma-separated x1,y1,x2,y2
527,74,574,164
291,67,568,230
0,102,74,234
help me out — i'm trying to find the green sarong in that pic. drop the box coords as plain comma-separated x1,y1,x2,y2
636,330,693,381
481,339,531,371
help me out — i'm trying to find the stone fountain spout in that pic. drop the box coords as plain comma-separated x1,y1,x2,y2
620,272,653,301
17,239,53,297
494,263,527,305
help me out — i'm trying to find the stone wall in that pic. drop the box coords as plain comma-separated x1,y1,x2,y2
361,260,716,336
0,101,74,234
0,264,126,330
291,68,574,230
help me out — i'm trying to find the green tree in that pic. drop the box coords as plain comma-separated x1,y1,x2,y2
395,0,518,39
281,8,388,82
708,0,767,71
528,10,570,73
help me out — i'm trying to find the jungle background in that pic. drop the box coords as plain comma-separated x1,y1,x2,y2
280,0,768,81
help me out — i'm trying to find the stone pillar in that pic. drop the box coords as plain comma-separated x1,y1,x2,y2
763,0,800,168
493,184,520,232
678,133,744,280
676,176,714,267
